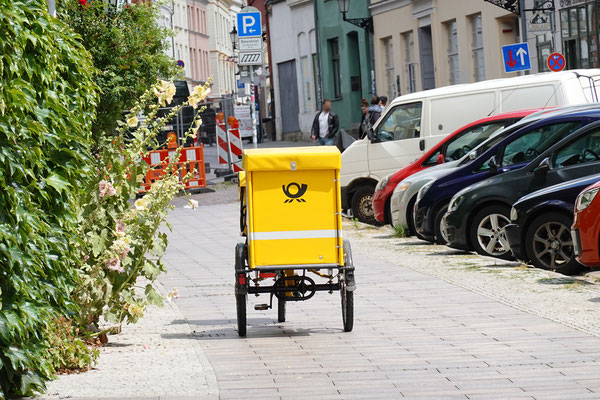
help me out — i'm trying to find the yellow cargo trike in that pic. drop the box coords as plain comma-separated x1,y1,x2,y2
235,146,355,336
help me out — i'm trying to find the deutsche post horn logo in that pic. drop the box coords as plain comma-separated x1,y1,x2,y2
282,182,308,203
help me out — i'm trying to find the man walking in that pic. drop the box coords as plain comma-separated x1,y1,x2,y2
311,99,339,145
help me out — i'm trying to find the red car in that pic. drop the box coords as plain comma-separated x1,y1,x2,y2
373,109,541,225
572,180,600,267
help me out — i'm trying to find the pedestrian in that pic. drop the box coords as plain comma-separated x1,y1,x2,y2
358,98,371,139
311,99,339,145
368,96,383,126
379,96,388,113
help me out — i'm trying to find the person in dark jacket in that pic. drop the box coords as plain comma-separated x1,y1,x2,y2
311,99,339,145
368,95,383,126
358,98,371,139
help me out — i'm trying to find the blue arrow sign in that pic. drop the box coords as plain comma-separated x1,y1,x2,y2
502,43,531,73
237,12,262,37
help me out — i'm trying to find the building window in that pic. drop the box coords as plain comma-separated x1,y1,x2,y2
470,14,485,82
403,30,416,93
446,20,459,84
329,38,342,99
383,37,396,99
537,32,552,72
561,4,599,69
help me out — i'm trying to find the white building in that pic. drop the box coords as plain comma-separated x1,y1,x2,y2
268,0,318,140
207,0,238,96
173,0,192,79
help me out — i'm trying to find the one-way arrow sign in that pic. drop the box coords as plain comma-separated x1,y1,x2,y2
502,43,531,73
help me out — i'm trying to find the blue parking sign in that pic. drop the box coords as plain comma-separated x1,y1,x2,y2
502,43,531,73
237,12,261,37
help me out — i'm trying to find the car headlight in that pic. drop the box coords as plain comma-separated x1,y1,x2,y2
448,195,464,213
576,187,600,212
510,206,518,221
375,176,390,192
416,181,434,202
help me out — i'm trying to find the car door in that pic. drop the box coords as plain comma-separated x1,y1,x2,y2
367,102,424,179
548,125,600,183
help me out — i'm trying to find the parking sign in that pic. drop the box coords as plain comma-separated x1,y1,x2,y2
237,11,261,37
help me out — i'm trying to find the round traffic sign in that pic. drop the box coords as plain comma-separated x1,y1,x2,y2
177,60,185,68
547,52,566,72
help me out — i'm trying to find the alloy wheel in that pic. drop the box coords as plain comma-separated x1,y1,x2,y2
476,213,511,256
532,222,573,270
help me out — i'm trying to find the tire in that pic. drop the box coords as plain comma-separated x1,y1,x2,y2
525,212,586,275
236,293,247,336
351,185,378,225
469,205,513,259
433,202,449,245
406,195,417,237
341,286,354,332
277,298,286,323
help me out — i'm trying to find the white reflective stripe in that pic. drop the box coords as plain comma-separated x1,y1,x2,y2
249,230,340,241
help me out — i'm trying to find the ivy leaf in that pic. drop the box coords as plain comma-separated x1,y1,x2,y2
46,173,71,193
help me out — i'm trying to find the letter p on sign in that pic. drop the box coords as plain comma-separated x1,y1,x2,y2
237,11,261,37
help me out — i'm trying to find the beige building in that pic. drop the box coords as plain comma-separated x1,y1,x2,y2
371,0,521,99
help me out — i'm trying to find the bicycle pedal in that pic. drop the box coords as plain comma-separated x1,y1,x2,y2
254,304,270,310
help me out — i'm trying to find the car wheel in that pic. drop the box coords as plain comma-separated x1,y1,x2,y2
525,212,586,275
433,202,449,245
351,186,378,225
469,205,513,259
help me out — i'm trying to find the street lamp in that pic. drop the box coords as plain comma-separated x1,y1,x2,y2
336,0,372,31
230,26,238,50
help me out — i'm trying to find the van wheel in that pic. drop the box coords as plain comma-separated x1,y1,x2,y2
351,186,378,225
525,212,586,275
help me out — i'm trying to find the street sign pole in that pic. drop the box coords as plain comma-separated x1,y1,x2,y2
250,66,258,149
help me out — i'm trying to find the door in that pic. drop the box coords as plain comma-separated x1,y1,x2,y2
419,26,435,90
368,102,423,179
278,60,300,133
546,125,600,184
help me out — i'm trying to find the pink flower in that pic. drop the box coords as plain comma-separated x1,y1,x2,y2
99,180,109,197
107,185,117,196
106,258,123,273
120,246,131,260
116,220,127,234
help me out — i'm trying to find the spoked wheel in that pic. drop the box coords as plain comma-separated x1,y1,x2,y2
236,293,247,336
341,240,355,332
277,298,286,323
469,205,513,259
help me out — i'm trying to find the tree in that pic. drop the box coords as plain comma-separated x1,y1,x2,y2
60,0,177,140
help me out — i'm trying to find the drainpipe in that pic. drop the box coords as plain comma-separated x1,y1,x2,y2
519,0,529,75
313,0,322,106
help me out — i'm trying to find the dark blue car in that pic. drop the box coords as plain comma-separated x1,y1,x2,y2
413,108,600,244
504,173,600,275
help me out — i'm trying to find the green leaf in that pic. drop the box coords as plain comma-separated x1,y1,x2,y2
45,173,71,192
144,284,163,307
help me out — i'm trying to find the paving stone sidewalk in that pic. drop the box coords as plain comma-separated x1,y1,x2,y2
158,202,600,400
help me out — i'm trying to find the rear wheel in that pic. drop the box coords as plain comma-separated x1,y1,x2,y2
341,287,354,332
277,298,286,323
469,205,513,259
236,293,247,336
351,185,378,225
525,213,586,275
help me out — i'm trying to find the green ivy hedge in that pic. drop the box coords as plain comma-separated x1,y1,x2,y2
0,0,98,396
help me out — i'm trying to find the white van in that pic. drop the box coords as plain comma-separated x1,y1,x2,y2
341,69,600,223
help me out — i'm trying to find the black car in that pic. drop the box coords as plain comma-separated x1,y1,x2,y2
442,118,600,259
504,173,600,275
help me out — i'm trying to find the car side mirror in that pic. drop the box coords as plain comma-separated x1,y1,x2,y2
468,150,477,160
367,127,380,143
534,157,551,175
436,154,445,164
488,156,499,174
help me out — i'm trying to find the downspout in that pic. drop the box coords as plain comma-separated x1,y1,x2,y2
171,0,175,59
265,0,276,139
313,0,322,106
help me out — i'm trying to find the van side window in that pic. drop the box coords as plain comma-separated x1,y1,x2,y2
376,102,422,142
554,127,600,167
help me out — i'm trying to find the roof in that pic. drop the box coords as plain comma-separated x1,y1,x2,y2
242,146,341,172
389,69,600,106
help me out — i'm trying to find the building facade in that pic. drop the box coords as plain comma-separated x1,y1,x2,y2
207,0,237,96
371,0,519,99
315,0,373,134
187,0,211,88
173,0,191,79
269,0,318,139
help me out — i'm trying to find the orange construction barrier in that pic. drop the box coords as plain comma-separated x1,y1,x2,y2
139,144,207,193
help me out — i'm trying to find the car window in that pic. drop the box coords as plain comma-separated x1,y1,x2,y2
554,127,600,167
445,122,506,162
459,123,524,167
422,148,442,167
376,102,422,142
500,121,582,167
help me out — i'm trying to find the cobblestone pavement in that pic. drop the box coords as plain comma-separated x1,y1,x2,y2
158,202,600,400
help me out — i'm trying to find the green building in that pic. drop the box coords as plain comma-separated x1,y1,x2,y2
315,0,373,134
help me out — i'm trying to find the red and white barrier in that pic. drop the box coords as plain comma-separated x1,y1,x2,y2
228,127,243,172
216,121,231,167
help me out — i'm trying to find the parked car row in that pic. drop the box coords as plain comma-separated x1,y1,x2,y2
367,104,600,275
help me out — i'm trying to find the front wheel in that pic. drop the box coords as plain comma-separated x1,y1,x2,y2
351,185,378,225
341,285,354,332
525,212,586,275
469,205,513,259
433,202,449,245
277,298,286,323
236,293,247,336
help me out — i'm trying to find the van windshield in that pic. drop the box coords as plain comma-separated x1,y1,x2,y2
375,102,422,142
